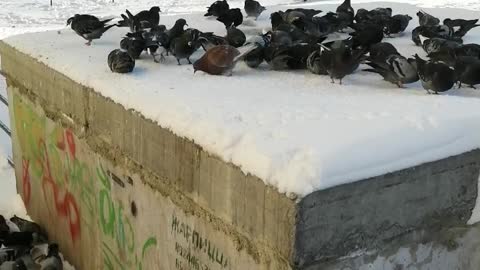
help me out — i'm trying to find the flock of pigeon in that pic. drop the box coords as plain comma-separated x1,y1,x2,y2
66,0,480,94
0,215,62,270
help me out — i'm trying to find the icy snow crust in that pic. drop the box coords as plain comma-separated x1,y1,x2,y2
4,2,480,197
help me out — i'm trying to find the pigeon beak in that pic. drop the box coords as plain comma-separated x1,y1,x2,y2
186,24,189,26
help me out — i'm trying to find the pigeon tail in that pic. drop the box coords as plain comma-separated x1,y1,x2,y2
233,43,259,63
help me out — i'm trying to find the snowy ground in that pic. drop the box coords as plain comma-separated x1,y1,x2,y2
5,1,480,197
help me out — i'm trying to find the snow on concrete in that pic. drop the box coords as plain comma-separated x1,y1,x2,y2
4,1,480,197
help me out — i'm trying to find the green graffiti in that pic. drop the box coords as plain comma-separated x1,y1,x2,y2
97,165,111,191
99,190,115,237
142,237,157,258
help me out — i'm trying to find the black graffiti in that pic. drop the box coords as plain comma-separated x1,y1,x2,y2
172,214,229,268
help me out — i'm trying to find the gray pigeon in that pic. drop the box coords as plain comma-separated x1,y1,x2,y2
416,10,440,27
108,49,135,73
66,14,115,45
244,0,266,19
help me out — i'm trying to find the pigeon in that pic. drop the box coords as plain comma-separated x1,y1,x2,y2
285,8,322,19
384,14,412,36
9,216,48,244
108,49,135,73
170,29,202,65
267,30,293,47
415,54,455,94
243,34,270,68
443,18,480,38
412,25,463,46
307,48,329,75
118,7,161,30
142,25,169,62
66,14,115,45
264,43,320,70
194,44,258,75
217,8,243,28
336,0,354,25
417,10,440,27
368,42,399,62
421,36,461,55
318,39,367,84
350,23,384,49
226,26,246,48
120,32,146,59
38,244,63,270
244,0,266,19
364,54,419,87
454,56,480,88
205,0,230,17
167,19,189,41
198,32,229,51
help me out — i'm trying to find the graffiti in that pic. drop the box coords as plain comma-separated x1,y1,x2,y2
13,94,158,268
98,166,158,269
21,159,31,205
172,215,229,269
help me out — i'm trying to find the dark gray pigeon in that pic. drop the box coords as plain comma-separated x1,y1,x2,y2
66,14,115,45
170,28,202,65
454,56,480,88
108,49,135,73
384,14,412,36
415,54,455,94
205,0,230,17
364,54,419,87
417,10,440,27
118,7,161,31
244,0,266,19
443,18,480,38
226,26,246,47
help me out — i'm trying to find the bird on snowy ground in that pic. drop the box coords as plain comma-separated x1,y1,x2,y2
315,39,367,84
194,43,259,75
244,0,266,20
420,36,461,55
120,32,146,59
226,26,246,48
170,29,202,65
67,14,115,45
108,49,135,73
368,42,399,62
349,23,384,49
243,33,270,68
384,14,412,36
217,8,243,28
336,0,354,26
454,56,480,89
415,54,456,94
205,0,230,17
443,18,480,38
364,54,419,87
118,6,161,31
417,10,440,27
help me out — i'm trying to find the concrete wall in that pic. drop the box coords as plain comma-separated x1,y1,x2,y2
1,42,294,270
2,40,480,270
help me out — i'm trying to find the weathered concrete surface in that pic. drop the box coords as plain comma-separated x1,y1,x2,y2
295,150,480,268
2,39,480,270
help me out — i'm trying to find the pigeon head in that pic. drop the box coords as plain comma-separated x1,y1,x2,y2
150,6,161,13
174,19,188,28
66,17,74,26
